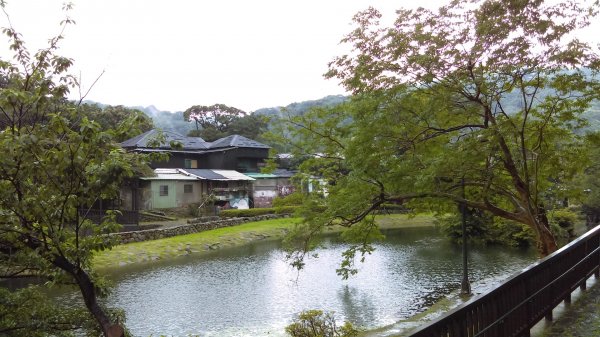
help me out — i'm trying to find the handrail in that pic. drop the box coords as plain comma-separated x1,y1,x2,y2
473,245,599,337
407,225,600,337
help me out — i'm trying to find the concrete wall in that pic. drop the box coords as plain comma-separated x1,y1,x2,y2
151,181,178,209
252,177,295,208
145,180,206,209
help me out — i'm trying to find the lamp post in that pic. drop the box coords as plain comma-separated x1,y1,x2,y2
460,177,471,295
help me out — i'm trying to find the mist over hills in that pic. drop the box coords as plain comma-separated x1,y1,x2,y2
116,95,348,136
87,91,599,138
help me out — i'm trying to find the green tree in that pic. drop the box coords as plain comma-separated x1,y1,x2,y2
183,103,268,141
80,104,154,142
285,0,600,264
285,310,359,337
0,4,145,336
578,132,600,228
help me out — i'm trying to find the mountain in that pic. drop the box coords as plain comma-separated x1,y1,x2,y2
133,105,194,135
86,91,600,138
125,96,349,136
253,95,347,119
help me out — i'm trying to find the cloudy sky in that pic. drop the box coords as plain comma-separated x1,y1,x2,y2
0,0,596,113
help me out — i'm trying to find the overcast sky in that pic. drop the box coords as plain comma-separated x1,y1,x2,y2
0,0,597,113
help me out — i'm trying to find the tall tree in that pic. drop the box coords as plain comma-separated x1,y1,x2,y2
183,104,246,137
80,104,154,142
285,0,600,263
0,4,146,336
578,132,600,228
183,103,268,141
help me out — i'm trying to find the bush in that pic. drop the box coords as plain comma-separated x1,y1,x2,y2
549,208,578,238
272,192,304,207
285,310,359,337
488,220,535,247
186,203,202,217
438,210,534,247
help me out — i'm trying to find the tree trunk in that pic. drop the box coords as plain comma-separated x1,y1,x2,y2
52,256,124,337
532,207,558,257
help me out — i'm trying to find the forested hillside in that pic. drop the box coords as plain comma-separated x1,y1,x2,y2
119,95,348,136
253,95,347,119
91,92,599,140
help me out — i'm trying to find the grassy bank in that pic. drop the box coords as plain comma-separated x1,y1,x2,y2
92,213,437,271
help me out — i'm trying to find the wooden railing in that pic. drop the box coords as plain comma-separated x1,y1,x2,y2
408,225,600,337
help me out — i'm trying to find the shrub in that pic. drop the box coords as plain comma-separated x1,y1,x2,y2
549,208,579,238
488,220,535,247
438,210,534,247
186,203,202,217
285,310,359,337
272,192,304,207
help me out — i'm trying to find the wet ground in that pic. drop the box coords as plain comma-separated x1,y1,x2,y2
532,277,600,337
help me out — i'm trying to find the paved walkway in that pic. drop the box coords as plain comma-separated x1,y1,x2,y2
532,277,600,337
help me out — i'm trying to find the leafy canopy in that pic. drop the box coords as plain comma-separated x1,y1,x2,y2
0,3,149,336
282,0,600,269
183,103,268,141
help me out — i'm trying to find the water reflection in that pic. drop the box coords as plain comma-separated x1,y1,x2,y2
53,227,536,336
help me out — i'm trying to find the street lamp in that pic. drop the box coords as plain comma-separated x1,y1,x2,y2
460,177,471,295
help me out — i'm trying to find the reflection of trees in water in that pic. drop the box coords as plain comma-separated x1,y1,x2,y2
337,285,377,327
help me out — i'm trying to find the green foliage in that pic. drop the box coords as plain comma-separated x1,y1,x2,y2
285,310,359,337
376,203,408,214
437,209,494,245
0,286,92,337
272,192,305,207
183,103,269,141
336,219,384,279
438,212,534,247
0,4,144,335
549,208,579,238
281,0,600,262
489,221,536,247
575,132,600,227
258,95,347,152
79,104,154,142
550,209,579,229
219,206,299,218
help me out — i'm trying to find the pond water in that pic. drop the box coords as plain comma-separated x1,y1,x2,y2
58,227,537,336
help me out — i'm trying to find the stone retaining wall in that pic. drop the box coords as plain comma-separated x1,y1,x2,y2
112,214,290,244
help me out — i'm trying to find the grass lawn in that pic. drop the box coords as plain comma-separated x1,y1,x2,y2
93,213,437,271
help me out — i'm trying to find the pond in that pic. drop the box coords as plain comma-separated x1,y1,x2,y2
58,227,537,336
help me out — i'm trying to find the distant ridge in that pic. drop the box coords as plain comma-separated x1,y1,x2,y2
83,95,349,136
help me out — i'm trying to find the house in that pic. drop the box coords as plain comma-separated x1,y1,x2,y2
133,168,255,210
120,129,270,172
136,168,204,209
245,169,296,208
120,130,270,211
181,169,255,209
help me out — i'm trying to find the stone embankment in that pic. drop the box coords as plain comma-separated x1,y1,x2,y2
112,214,290,244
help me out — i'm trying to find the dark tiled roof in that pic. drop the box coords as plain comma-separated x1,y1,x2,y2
121,129,208,150
121,130,269,151
209,134,270,149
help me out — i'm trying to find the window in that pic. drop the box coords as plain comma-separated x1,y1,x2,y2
184,184,193,193
159,185,169,196
184,159,198,169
